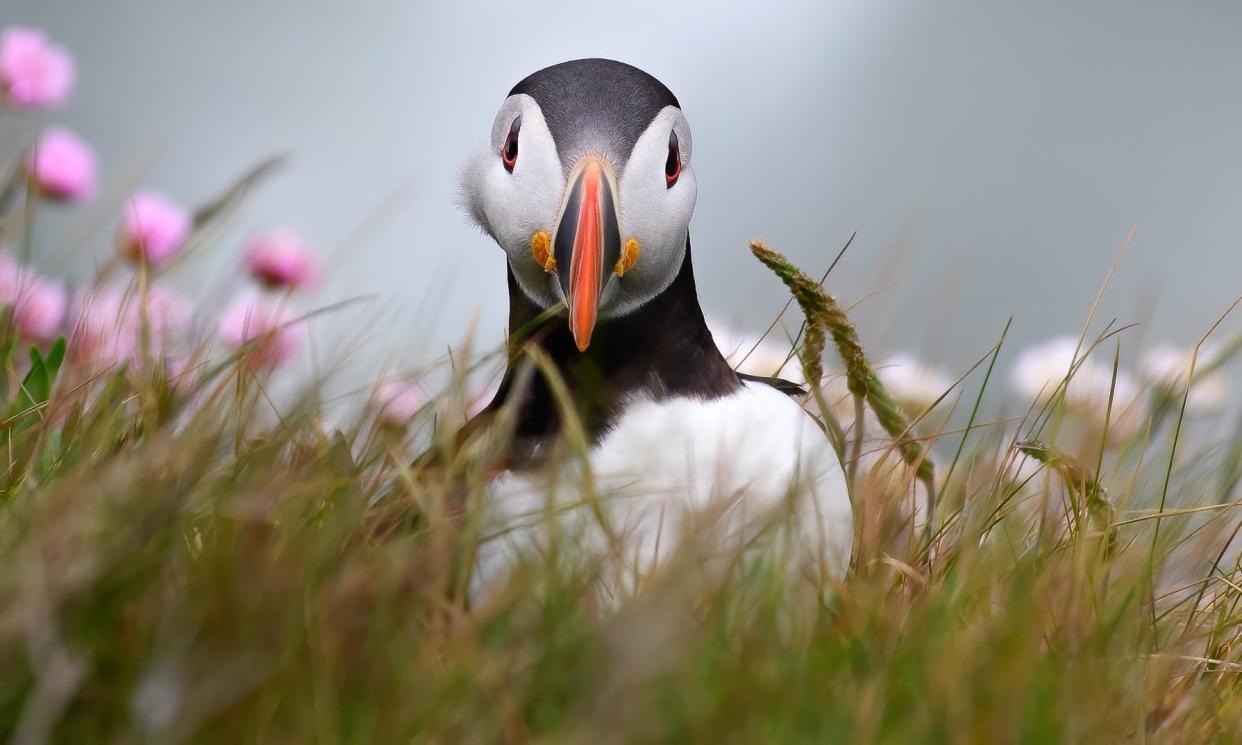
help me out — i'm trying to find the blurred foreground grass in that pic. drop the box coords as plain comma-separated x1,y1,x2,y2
0,255,1240,743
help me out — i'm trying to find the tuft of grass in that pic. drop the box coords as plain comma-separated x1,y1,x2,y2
0,247,1240,742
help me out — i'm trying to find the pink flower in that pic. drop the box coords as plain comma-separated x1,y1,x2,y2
217,297,302,370
119,191,192,267
68,285,193,371
0,26,74,109
163,355,201,390
69,289,135,369
14,279,67,342
25,127,96,201
139,285,193,350
374,379,426,426
244,228,319,289
129,285,193,364
0,254,66,342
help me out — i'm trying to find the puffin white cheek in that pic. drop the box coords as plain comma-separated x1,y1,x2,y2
485,163,565,309
474,149,559,250
460,149,500,237
463,93,564,261
606,169,696,318
667,169,697,238
645,174,695,276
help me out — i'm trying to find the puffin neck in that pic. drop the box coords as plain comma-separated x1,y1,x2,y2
489,239,741,456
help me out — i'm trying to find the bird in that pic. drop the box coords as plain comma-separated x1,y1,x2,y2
457,58,852,593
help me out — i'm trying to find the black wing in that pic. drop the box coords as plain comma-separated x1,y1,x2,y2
736,372,807,398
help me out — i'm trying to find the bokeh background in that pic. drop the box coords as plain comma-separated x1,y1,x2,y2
6,0,1242,389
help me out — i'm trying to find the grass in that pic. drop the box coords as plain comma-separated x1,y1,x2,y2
5,18,1239,738
0,238,1239,743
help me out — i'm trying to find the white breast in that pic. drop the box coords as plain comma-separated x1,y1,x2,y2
476,382,853,593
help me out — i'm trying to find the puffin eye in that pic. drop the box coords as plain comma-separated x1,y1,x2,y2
664,130,681,188
501,116,521,173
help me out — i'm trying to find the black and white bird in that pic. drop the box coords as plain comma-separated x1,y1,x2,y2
459,58,851,587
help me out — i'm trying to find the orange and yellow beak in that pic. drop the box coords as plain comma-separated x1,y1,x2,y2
552,157,622,351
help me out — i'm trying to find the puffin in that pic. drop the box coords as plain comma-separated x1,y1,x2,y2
459,58,852,590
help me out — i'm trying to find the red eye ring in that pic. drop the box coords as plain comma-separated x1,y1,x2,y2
664,130,682,188
501,116,521,173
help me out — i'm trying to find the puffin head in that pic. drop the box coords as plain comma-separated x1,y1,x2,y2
461,58,697,351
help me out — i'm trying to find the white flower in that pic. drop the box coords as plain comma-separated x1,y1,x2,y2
1010,335,1115,411
1010,336,1086,404
877,353,952,414
1010,336,1147,440
1141,343,1230,414
1092,371,1147,440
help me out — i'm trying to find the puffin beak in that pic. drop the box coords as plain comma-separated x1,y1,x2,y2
553,157,622,351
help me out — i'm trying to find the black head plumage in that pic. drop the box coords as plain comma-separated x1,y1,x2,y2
508,58,680,171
